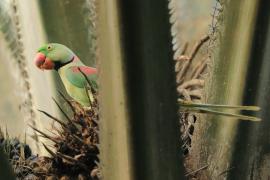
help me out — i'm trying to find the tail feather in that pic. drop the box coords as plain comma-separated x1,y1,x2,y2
178,99,260,111
189,107,261,121
179,100,261,121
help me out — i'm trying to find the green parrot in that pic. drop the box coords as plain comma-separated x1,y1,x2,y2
34,43,260,121
34,43,97,107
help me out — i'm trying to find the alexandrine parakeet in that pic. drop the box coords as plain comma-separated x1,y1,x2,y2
34,43,260,121
34,43,97,107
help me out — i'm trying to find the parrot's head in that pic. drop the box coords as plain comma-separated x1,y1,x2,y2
34,43,75,70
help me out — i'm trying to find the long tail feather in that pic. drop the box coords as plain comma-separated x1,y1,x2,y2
184,107,261,121
178,99,260,111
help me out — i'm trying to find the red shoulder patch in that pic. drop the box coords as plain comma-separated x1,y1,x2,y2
71,66,97,75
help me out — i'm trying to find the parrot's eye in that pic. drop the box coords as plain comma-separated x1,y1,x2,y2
47,45,52,51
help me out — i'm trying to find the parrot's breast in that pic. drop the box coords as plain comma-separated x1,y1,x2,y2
58,66,90,107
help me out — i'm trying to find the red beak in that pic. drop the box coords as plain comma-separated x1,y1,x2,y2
34,53,54,70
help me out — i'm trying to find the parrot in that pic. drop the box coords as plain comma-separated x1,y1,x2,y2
34,43,97,107
34,43,260,121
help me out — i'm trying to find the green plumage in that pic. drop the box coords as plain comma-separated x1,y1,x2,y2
58,63,97,107
65,67,98,90
35,43,97,107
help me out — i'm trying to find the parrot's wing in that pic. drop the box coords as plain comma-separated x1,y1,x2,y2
65,66,98,89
